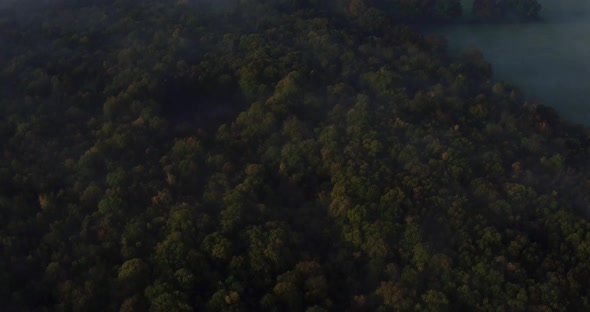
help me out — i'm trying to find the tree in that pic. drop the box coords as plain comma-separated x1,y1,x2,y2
472,0,500,21
348,0,368,17
498,0,541,20
420,289,449,311
118,258,150,296
434,0,463,21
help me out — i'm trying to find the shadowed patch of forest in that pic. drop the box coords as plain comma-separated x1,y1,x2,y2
159,74,246,131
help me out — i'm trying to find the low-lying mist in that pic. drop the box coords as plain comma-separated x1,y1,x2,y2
438,0,590,124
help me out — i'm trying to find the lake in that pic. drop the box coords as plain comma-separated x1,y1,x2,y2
435,0,590,124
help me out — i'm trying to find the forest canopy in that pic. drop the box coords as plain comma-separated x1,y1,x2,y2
3,0,590,311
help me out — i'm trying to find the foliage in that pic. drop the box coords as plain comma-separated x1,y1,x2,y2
1,0,587,311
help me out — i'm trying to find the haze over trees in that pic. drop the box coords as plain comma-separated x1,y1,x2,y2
3,0,590,311
439,0,590,124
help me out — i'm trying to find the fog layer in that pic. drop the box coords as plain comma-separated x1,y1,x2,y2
439,0,590,124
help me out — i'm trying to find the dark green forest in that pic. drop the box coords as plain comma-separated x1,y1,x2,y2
2,0,590,311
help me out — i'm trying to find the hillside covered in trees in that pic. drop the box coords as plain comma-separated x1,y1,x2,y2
4,0,590,311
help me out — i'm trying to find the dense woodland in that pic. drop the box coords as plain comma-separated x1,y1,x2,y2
3,0,590,311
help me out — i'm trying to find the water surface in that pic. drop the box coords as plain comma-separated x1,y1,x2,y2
438,0,590,124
